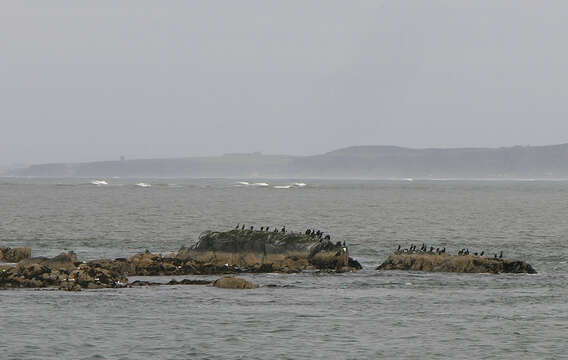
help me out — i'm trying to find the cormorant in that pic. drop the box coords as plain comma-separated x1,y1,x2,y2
458,249,463,256
474,252,478,256
342,240,346,246
266,227,270,232
499,251,503,259
235,224,240,229
442,247,446,253
281,226,286,233
494,253,498,259
250,226,254,231
305,229,311,235
274,228,278,233
480,251,484,256
241,224,245,230
260,227,264,231
325,235,331,241
397,244,401,251
430,246,434,253
436,248,439,254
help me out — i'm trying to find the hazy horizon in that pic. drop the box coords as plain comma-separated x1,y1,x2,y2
3,1,568,166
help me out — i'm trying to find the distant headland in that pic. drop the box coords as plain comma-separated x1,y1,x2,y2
7,143,568,179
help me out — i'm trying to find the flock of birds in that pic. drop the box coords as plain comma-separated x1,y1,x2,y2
396,243,505,259
233,224,345,246
234,224,287,233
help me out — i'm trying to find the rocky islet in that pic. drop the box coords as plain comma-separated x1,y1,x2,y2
1,230,537,291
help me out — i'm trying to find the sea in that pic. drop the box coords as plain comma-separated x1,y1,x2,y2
0,178,567,359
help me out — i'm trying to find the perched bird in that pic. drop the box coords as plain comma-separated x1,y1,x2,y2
430,246,434,253
442,247,446,253
281,226,286,233
480,251,484,256
266,227,270,232
250,226,254,231
241,224,245,230
260,226,264,231
235,224,240,229
494,253,498,259
342,240,346,246
305,229,311,235
474,252,478,256
274,228,278,233
397,244,401,251
499,251,503,259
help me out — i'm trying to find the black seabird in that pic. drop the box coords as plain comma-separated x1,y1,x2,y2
281,226,286,233
274,228,278,233
266,227,270,231
480,251,484,256
250,226,254,231
241,224,245,230
325,235,331,241
397,244,401,251
235,224,240,229
342,240,346,247
442,247,446,253
260,227,264,231
499,251,503,259
430,246,434,253
305,229,311,235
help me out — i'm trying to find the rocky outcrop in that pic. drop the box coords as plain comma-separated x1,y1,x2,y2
377,253,537,274
0,247,31,263
1,251,127,291
176,229,362,273
212,276,257,289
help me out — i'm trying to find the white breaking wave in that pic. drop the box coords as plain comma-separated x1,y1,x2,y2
136,182,151,188
293,182,307,187
237,181,250,185
91,180,108,186
252,182,269,186
273,185,292,189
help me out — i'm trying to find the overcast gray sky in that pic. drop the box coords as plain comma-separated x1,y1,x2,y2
1,1,567,165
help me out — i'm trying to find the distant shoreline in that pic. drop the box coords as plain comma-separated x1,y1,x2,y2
8,143,568,178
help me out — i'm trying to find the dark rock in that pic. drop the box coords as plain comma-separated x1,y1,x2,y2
175,229,361,274
167,279,212,285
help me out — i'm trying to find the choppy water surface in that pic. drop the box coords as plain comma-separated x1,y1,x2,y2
1,178,567,359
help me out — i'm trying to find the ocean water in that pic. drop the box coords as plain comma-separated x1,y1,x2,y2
1,178,567,359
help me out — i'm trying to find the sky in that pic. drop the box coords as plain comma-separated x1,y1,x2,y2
1,1,568,165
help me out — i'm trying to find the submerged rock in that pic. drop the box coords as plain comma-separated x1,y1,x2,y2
212,276,257,289
0,247,31,263
377,253,537,274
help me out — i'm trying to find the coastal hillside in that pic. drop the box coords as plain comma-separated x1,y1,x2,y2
10,143,568,178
